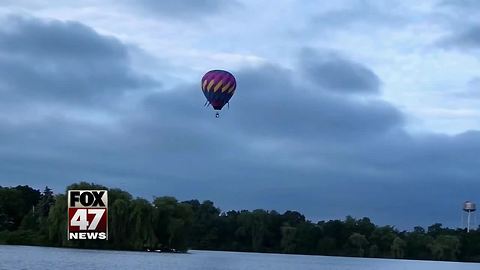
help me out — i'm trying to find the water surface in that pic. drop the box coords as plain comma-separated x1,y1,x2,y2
0,245,478,270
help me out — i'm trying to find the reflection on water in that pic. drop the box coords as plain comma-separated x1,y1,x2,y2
0,245,478,270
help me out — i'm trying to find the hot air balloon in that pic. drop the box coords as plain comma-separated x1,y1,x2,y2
201,70,236,118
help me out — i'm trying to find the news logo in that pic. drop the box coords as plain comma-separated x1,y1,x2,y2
68,190,108,240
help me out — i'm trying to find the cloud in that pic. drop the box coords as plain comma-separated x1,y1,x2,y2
434,1,480,50
299,49,381,94
0,45,417,227
454,77,480,99
437,26,480,50
0,13,479,229
0,15,156,106
467,77,480,88
86,61,480,227
123,0,239,19
311,1,411,30
439,0,480,11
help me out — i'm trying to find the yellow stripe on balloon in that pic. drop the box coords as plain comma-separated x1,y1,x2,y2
213,80,223,92
202,80,208,91
207,80,215,91
227,84,236,93
221,82,231,93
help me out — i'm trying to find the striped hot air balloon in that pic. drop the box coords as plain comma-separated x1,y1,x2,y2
201,70,236,117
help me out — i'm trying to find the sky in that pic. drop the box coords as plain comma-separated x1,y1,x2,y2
0,0,480,229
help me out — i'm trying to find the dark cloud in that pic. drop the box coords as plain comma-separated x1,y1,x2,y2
299,50,381,94
311,1,411,30
468,77,480,88
0,16,124,58
456,77,480,99
232,68,399,143
0,16,155,105
2,83,479,228
125,0,239,19
439,0,480,11
434,0,480,50
90,66,480,228
0,46,463,229
0,15,479,229
437,26,480,50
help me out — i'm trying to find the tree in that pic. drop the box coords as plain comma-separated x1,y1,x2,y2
370,226,397,257
168,202,193,251
322,220,348,252
368,244,379,257
184,200,220,249
295,222,322,254
129,198,156,250
429,235,460,261
110,199,130,248
152,196,177,248
47,194,67,247
37,186,55,218
404,228,433,259
391,237,406,258
2,181,480,262
0,186,41,229
280,225,296,253
151,196,193,251
428,223,444,237
282,211,305,225
348,233,368,256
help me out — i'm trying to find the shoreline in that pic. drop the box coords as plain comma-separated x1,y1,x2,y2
1,244,479,264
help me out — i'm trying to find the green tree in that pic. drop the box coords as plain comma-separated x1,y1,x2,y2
368,244,379,257
47,194,67,247
369,226,397,257
391,237,406,258
348,233,368,256
130,198,156,250
428,223,444,237
4,181,480,262
404,227,433,259
110,199,130,248
250,209,269,252
184,200,220,249
429,235,460,261
168,202,193,251
322,220,348,253
0,186,41,229
280,225,296,253
295,222,322,254
152,196,177,248
37,186,55,218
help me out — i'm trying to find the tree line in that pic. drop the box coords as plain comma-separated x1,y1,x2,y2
1,182,480,262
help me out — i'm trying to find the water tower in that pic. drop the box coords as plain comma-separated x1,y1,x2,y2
462,201,476,233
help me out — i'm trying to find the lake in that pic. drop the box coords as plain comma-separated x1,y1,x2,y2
0,245,478,270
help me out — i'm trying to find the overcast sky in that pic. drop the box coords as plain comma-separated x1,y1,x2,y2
1,0,480,229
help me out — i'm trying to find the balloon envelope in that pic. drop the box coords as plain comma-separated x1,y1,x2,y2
201,70,236,110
